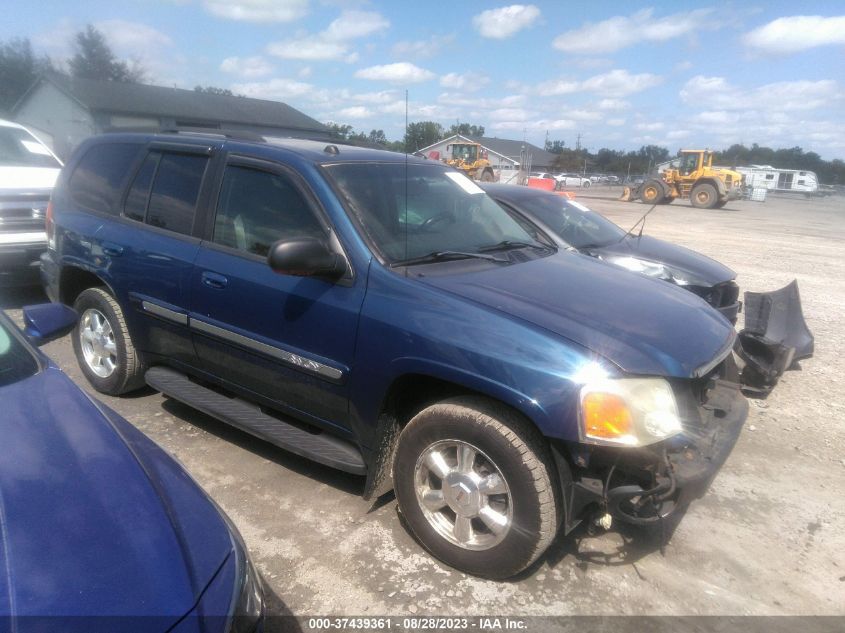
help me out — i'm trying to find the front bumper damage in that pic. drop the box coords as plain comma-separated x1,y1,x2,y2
556,357,748,530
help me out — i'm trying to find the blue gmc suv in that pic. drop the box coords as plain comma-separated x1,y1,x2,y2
42,131,755,579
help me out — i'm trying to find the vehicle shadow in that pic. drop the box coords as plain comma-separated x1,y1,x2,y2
160,398,366,496
262,579,303,632
0,284,48,310
530,505,690,577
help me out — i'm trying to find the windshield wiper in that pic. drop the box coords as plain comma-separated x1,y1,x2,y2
390,250,509,267
478,240,548,252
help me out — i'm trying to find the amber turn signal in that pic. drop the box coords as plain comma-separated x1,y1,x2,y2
582,392,634,442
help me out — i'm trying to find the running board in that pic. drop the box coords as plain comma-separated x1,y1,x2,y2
145,366,366,475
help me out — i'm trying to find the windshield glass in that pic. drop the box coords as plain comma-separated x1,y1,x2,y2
326,163,539,264
0,126,61,169
0,318,39,388
508,194,626,248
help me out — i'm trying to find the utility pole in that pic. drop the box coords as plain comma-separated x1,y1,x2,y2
575,133,582,151
544,129,549,150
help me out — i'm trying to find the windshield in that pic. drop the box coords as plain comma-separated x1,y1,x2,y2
326,163,539,264
0,318,40,388
0,126,61,169
509,194,626,248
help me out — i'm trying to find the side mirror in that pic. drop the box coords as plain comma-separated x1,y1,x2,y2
268,238,347,279
22,303,78,346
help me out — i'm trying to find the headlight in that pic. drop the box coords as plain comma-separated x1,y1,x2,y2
601,255,698,287
579,377,681,446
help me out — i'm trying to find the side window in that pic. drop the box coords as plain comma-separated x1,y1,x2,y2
123,152,159,222
212,165,324,257
68,143,142,215
146,153,208,235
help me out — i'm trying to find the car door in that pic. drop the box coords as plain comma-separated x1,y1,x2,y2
102,142,214,364
189,155,366,433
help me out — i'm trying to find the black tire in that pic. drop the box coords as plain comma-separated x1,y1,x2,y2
656,196,674,205
480,169,494,182
690,183,718,209
640,179,665,204
72,287,146,395
714,199,728,208
393,396,559,579
582,180,591,188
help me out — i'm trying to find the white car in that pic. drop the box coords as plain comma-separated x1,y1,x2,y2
554,173,591,188
0,119,63,286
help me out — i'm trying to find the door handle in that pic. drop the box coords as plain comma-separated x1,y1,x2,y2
201,271,228,289
101,241,124,257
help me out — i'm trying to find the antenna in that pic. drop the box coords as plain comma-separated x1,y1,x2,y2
404,89,409,274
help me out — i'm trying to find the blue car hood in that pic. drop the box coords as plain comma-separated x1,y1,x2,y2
419,252,735,377
594,235,735,286
0,368,230,620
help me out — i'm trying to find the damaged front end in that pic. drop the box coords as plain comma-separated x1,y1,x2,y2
736,280,814,398
554,353,748,531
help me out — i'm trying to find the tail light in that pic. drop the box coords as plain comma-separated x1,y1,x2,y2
46,200,55,246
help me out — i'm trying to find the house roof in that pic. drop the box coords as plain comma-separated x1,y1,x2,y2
18,74,328,134
419,135,558,167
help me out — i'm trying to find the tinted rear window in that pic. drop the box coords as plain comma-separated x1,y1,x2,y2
69,143,142,215
146,153,208,235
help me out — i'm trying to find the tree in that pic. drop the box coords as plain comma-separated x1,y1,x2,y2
326,122,354,140
545,139,565,154
69,25,145,83
0,37,53,114
404,121,444,152
194,85,233,96
367,129,388,146
449,123,484,138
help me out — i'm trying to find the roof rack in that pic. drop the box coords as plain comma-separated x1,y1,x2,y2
103,126,266,143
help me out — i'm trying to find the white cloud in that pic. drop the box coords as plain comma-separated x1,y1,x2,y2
667,130,691,140
744,15,845,53
355,62,435,84
220,55,273,78
439,72,490,92
323,10,390,41
473,4,541,39
538,69,662,97
336,106,373,119
606,118,626,126
231,77,315,100
491,119,577,132
553,8,713,54
680,75,843,111
96,19,173,51
489,107,533,121
566,109,602,121
596,98,630,111
674,60,693,71
392,33,455,59
298,66,312,78
266,38,352,61
266,9,387,63
635,122,665,131
204,0,308,22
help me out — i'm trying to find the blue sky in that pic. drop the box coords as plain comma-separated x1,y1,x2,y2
4,1,844,158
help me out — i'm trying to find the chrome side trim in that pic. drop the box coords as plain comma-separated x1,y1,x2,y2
190,318,344,381
141,301,188,325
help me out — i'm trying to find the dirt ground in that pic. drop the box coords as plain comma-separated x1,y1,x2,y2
3,189,844,619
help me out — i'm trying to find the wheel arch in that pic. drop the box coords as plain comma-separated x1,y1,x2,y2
362,362,552,501
694,177,726,197
59,264,115,306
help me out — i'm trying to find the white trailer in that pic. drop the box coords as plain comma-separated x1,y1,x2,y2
735,165,819,193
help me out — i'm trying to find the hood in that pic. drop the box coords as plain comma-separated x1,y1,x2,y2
594,235,735,286
0,368,230,620
418,252,735,377
0,167,60,191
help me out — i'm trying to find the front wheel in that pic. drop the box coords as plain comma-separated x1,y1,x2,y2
393,397,560,579
582,180,591,188
72,287,146,395
691,183,718,209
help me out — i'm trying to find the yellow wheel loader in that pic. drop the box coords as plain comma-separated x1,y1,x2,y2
621,149,743,209
443,142,496,182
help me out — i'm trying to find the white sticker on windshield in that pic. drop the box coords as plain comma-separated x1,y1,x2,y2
445,171,485,195
21,140,52,156
567,200,592,213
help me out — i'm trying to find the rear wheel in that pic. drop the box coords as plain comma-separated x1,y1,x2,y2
691,183,718,209
72,287,146,395
582,180,591,188
640,179,665,204
393,396,559,579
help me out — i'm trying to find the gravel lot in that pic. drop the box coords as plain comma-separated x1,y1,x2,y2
2,189,843,619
